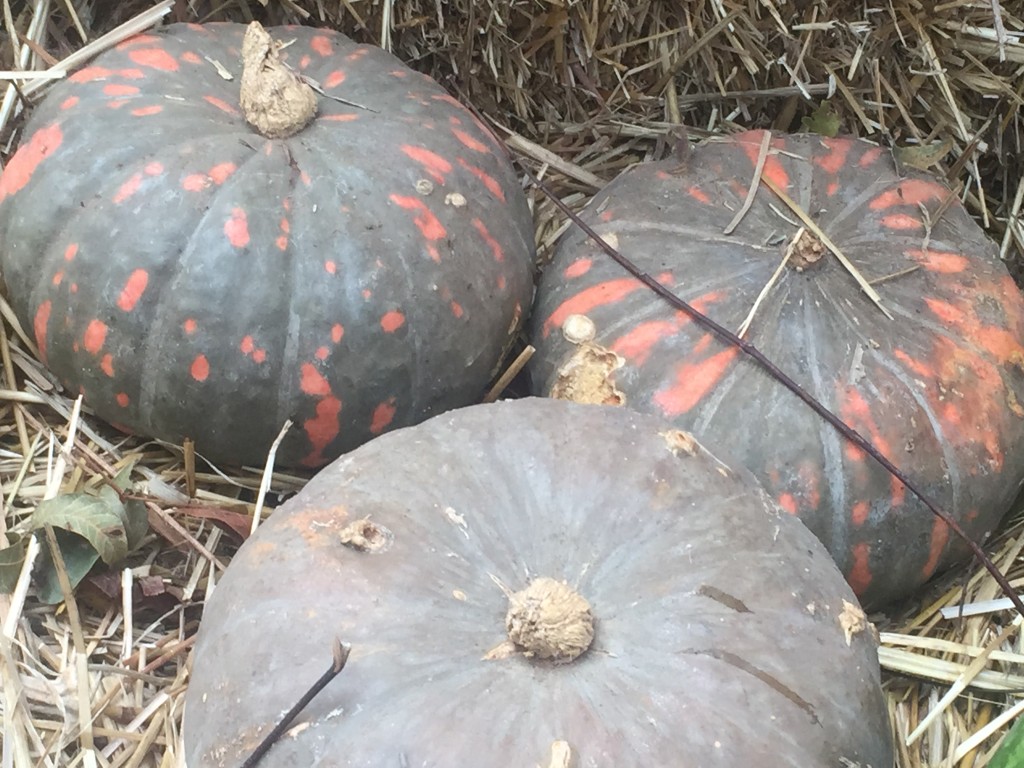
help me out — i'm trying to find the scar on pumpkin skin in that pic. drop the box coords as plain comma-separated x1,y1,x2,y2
549,342,626,406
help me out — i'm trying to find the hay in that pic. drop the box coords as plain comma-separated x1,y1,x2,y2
1,0,1023,766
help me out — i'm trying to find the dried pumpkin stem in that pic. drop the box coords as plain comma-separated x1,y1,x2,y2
240,21,317,139
506,577,594,663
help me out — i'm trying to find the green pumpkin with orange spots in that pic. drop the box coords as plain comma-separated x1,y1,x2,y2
529,130,1024,607
0,22,535,467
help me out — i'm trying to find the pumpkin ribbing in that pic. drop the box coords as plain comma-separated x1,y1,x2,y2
528,130,1024,608
0,22,535,468
183,398,893,767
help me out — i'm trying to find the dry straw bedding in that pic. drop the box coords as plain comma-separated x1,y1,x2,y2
1,0,1024,766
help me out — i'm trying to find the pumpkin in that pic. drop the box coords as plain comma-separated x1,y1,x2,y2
528,129,1024,608
0,22,534,468
183,397,893,767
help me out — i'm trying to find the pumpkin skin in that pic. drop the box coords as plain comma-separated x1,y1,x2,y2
528,130,1024,608
0,22,535,468
183,398,893,767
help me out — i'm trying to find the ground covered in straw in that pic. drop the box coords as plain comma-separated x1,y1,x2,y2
1,0,1023,766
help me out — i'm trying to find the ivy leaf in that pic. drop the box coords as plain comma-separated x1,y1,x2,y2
100,461,149,550
989,713,1024,768
801,101,840,137
32,494,131,565
34,527,103,605
30,492,135,605
0,533,28,593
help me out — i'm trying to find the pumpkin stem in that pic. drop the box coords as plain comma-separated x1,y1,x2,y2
505,577,594,663
240,21,317,139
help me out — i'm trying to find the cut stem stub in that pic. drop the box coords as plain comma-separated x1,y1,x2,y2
505,577,594,663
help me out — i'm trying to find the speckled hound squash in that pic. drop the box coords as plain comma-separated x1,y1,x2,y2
529,130,1024,608
184,398,893,767
0,22,534,467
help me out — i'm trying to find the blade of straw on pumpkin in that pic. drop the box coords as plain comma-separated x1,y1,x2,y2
737,226,803,338
758,173,893,320
724,129,771,234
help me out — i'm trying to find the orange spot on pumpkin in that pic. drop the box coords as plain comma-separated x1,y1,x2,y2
564,258,592,279
116,392,130,407
401,145,452,184
653,345,740,418
688,186,711,204
183,318,197,335
117,269,149,311
252,349,266,364
210,162,236,184
276,236,288,251
847,543,872,595
826,180,839,197
103,83,139,97
131,105,163,117
64,243,78,261
182,174,207,192
738,130,789,189
869,179,948,210
457,158,505,201
924,297,963,325
815,138,852,175
129,48,179,71
144,161,163,175
225,208,249,248
204,95,238,115
380,311,405,333
324,70,346,88
331,324,344,343
182,51,201,64
881,214,921,230
839,387,905,507
299,55,311,70
905,248,969,273
70,66,113,82
324,260,337,274
851,501,870,526
451,301,464,318
859,146,884,167
0,123,62,201
472,218,503,261
34,301,51,364
922,520,950,581
117,34,161,49
612,318,684,367
301,396,342,467
777,493,798,515
452,128,488,153
315,346,329,360
101,354,115,377
191,354,210,382
389,195,447,243
370,398,397,434
893,349,933,379
52,271,64,286
113,173,143,204
311,36,333,56
323,113,359,122
240,336,255,354
300,363,331,396
84,319,108,354
60,96,79,110
280,218,291,234
542,273,674,338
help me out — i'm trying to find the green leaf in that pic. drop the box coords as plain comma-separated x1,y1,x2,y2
990,713,1024,768
31,494,130,565
0,533,28,594
99,460,149,550
34,528,102,605
801,101,840,137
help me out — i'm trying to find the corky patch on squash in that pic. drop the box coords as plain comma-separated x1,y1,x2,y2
549,314,625,406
